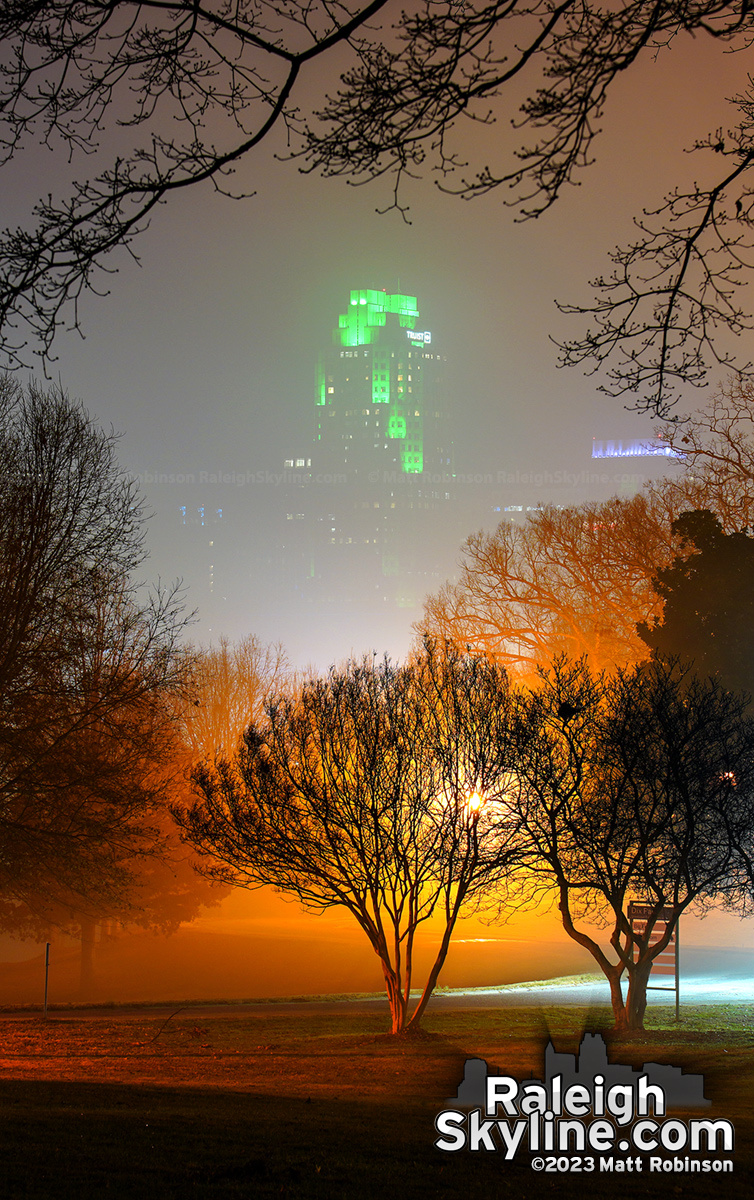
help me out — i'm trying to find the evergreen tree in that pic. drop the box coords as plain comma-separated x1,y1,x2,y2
638,509,754,693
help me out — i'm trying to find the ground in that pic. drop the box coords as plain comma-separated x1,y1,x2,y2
0,1004,750,1198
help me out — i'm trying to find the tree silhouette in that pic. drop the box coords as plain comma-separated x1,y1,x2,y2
0,0,392,367
638,509,754,693
2,0,754,407
0,375,190,922
302,2,754,414
175,644,525,1033
0,803,227,997
654,378,754,532
514,655,754,1031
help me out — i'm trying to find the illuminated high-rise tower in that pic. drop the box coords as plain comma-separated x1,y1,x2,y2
289,287,454,609
278,286,455,631
316,288,451,483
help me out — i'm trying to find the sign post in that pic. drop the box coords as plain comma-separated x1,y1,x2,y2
43,942,50,1019
627,903,680,1021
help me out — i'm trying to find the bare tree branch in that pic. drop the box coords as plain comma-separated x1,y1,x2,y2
0,0,393,367
4,0,754,406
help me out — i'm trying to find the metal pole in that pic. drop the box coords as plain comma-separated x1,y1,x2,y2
675,921,680,1022
43,942,50,1019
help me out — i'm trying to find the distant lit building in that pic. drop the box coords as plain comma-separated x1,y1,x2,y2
591,437,681,459
177,502,224,598
285,287,456,611
316,287,451,482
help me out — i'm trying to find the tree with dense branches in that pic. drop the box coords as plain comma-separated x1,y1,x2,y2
182,636,290,762
0,0,393,367
0,374,190,923
2,0,754,409
175,644,525,1034
421,380,754,679
654,377,754,530
638,508,754,693
420,493,677,679
514,655,754,1031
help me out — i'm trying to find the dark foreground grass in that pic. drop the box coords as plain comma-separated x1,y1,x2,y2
0,1004,750,1199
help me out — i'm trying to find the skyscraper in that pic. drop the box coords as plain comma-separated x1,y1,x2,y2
304,287,453,607
316,287,450,482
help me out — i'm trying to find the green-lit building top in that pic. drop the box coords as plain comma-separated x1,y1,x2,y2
337,289,420,348
304,286,453,608
317,288,444,477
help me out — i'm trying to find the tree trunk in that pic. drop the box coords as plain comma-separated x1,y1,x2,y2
555,886,631,1032
605,965,630,1032
624,962,652,1031
406,920,456,1032
381,961,407,1033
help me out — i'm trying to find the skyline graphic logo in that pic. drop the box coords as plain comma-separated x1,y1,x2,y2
435,1033,734,1175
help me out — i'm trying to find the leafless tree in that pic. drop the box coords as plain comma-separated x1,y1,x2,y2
301,1,754,415
652,377,754,530
555,104,754,416
0,375,190,920
175,643,525,1033
421,383,754,681
2,0,754,407
420,494,677,680
514,655,754,1031
182,636,290,762
0,0,391,367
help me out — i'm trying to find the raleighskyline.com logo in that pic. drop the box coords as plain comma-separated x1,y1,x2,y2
434,1034,734,1175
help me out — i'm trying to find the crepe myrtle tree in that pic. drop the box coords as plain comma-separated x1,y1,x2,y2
175,643,525,1034
513,655,754,1032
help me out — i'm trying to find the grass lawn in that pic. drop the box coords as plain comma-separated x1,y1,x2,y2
0,1003,750,1198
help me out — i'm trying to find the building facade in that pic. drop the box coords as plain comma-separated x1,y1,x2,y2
298,287,455,610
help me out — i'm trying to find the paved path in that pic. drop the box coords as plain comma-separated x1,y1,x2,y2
5,945,751,1019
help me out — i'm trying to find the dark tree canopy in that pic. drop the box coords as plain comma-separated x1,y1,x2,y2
0,375,190,921
1,0,754,408
637,508,754,693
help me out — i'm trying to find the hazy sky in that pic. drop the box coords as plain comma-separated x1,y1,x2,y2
4,14,749,666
